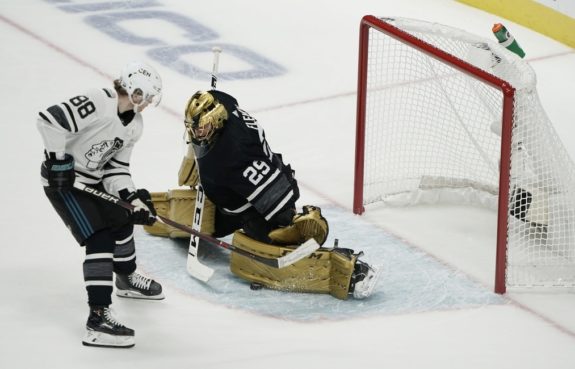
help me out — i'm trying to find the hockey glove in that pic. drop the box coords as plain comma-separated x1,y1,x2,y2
272,205,296,228
268,205,329,245
126,189,157,226
45,153,75,190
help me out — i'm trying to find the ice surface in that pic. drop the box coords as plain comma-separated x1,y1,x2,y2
136,205,503,321
1,1,574,368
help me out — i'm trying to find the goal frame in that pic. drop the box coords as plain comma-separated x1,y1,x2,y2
353,15,516,294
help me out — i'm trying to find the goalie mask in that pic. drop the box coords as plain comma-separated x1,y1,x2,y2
119,61,163,111
184,91,228,144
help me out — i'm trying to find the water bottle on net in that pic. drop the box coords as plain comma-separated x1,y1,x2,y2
492,23,526,58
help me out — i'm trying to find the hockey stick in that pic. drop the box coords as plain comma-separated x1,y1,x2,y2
72,182,320,269
186,183,214,281
185,46,224,280
210,46,222,89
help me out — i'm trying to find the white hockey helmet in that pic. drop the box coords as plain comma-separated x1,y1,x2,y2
119,61,163,109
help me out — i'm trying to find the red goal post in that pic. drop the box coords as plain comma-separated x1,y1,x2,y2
353,16,575,293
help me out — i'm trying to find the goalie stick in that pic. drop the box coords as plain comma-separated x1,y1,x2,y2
185,46,224,280
186,183,213,281
72,182,320,270
210,46,222,89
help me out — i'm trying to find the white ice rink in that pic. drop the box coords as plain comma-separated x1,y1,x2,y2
1,0,574,368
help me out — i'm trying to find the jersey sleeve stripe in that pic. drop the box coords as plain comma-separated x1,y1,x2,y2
251,175,292,215
46,105,72,131
264,190,295,221
102,172,131,179
38,112,52,124
102,88,113,98
222,202,252,214
103,162,129,171
103,163,130,175
76,170,100,181
247,169,280,201
61,102,79,132
110,158,130,167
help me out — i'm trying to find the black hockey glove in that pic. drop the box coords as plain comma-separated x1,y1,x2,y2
270,203,296,228
45,153,75,190
125,189,157,226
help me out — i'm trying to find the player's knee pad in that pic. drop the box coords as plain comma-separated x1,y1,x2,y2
268,205,329,246
143,189,215,238
229,231,357,300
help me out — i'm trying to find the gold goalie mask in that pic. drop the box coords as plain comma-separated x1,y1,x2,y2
184,91,228,144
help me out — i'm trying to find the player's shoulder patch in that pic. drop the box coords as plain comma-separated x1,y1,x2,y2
82,87,117,118
102,88,117,99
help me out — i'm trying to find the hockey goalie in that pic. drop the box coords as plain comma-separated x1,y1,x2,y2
144,90,379,300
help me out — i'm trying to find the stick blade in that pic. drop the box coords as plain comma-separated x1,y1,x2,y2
186,254,214,282
276,239,321,268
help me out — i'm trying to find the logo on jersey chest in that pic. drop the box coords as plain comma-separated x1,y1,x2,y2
85,137,124,169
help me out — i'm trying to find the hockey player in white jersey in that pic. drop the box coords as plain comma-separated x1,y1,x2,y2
37,62,164,348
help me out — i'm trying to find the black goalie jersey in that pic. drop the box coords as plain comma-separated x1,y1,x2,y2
193,90,299,223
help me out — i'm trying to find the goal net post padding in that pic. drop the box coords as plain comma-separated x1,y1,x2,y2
354,16,575,293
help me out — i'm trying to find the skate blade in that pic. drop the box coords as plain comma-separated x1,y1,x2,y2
116,290,165,300
82,330,135,348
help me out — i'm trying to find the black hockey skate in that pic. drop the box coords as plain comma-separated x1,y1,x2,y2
82,306,135,348
115,271,164,300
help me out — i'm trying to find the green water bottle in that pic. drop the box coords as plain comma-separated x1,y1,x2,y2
492,23,525,58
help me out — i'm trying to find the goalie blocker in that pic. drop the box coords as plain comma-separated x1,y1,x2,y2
143,188,379,300
143,189,215,238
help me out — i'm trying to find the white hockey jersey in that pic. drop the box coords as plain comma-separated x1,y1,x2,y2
37,87,143,197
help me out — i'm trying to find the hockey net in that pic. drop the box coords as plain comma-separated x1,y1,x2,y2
354,16,575,293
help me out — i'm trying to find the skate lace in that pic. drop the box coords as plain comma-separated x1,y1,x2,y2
103,308,125,328
129,272,152,290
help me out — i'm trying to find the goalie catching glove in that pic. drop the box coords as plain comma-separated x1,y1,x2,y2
142,189,215,237
268,205,329,246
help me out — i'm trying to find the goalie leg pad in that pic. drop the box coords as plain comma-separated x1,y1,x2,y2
268,205,329,246
143,189,216,238
231,231,332,294
143,192,171,237
178,143,199,187
178,156,199,187
329,248,358,300
230,232,360,300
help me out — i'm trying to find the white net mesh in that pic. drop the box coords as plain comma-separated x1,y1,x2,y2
359,17,575,289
